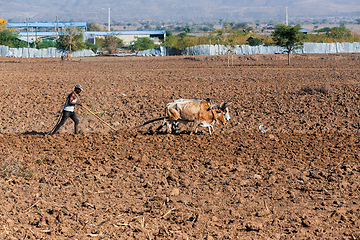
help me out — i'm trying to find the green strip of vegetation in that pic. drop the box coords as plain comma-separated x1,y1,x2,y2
1,23,359,53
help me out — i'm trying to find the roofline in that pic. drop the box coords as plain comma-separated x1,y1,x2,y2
7,21,87,28
84,30,166,35
18,30,166,37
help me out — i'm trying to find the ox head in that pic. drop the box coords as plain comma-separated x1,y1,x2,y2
214,109,227,125
218,102,232,121
202,100,227,125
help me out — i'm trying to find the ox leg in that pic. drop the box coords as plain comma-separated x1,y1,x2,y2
208,126,215,135
189,122,198,134
207,126,212,135
166,121,172,134
171,122,179,133
194,124,199,134
190,121,200,135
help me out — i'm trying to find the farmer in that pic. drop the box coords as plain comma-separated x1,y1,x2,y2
51,84,83,134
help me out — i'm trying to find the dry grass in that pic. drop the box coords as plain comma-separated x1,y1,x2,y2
0,150,32,178
298,84,331,95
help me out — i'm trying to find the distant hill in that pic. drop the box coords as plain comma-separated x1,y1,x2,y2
1,0,359,22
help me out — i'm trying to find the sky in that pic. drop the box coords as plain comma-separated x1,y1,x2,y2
0,0,359,23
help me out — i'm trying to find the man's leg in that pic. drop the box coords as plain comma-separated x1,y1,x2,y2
70,112,80,134
51,110,70,134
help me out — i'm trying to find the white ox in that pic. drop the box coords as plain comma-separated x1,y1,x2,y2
156,98,231,134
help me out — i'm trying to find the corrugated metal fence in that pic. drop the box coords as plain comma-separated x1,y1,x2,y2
1,42,360,58
137,42,360,56
0,46,95,58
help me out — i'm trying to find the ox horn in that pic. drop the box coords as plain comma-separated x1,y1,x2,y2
205,98,215,109
219,102,232,109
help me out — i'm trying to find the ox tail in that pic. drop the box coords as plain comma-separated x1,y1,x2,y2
127,117,168,131
155,104,170,132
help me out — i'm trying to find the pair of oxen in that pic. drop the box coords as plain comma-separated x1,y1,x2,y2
156,98,232,134
129,98,231,134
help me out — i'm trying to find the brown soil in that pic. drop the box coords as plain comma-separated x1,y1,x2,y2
1,53,360,239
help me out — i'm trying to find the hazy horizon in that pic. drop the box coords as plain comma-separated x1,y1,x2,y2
1,0,359,23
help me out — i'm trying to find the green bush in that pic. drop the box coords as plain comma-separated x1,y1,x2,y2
35,39,55,49
128,37,157,51
85,41,99,53
305,26,359,43
0,25,26,48
247,37,263,46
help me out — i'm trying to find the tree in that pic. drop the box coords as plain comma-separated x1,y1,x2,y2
327,26,351,39
55,27,86,54
0,25,26,48
144,24,151,30
247,37,263,46
165,30,173,37
102,35,123,54
84,41,99,53
223,23,232,31
128,37,157,51
183,27,191,33
232,22,248,30
162,35,179,48
272,24,305,65
35,39,55,49
87,22,102,31
177,32,187,39
316,27,331,34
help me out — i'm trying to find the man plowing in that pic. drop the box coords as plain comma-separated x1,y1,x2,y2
50,84,83,134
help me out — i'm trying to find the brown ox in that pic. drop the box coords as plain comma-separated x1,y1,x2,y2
157,99,229,135
61,53,71,61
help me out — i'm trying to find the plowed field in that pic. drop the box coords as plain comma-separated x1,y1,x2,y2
1,53,360,239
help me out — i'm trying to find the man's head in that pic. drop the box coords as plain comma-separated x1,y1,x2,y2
75,84,83,94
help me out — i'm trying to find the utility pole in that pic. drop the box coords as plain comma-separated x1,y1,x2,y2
108,8,110,31
285,7,288,26
56,16,59,39
26,18,30,58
